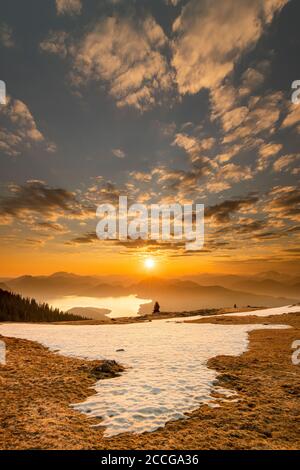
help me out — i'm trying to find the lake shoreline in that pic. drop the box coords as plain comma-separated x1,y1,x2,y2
0,306,263,326
54,306,266,324
0,311,299,449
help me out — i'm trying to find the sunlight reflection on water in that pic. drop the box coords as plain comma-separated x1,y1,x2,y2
49,295,152,319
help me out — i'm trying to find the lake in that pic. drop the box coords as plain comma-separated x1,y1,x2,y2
48,295,152,319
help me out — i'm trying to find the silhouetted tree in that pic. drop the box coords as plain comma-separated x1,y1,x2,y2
153,301,160,314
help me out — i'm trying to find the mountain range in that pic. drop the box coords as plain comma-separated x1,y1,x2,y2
1,271,299,315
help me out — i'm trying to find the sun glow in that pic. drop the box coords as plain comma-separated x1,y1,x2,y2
144,258,155,270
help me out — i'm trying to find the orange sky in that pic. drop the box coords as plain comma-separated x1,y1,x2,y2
0,0,299,279
1,242,299,278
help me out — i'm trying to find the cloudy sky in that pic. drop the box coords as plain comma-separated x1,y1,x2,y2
0,0,299,277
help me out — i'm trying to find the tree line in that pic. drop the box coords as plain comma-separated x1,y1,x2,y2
0,288,88,322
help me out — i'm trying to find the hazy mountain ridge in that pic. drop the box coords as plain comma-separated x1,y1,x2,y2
181,272,300,296
132,278,298,314
0,282,10,291
6,272,131,298
232,279,300,298
3,272,298,315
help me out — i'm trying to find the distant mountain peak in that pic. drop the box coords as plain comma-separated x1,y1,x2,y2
50,271,75,278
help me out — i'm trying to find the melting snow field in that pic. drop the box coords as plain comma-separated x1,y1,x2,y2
0,308,291,437
208,304,300,319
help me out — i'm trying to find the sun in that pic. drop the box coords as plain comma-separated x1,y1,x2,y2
144,258,155,270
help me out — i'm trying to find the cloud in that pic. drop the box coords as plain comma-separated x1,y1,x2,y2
129,171,152,183
173,133,215,155
219,106,249,133
259,142,282,159
205,181,231,193
214,163,253,185
154,166,200,190
210,83,248,133
55,0,82,16
40,1,289,118
71,15,173,110
222,91,283,144
84,178,123,206
67,231,189,251
265,186,300,222
292,167,300,176
24,237,49,247
172,0,288,95
211,84,282,142
67,234,191,254
112,148,126,159
239,60,270,97
233,219,265,235
257,142,283,171
281,103,300,131
171,128,254,195
42,1,288,115
215,145,242,164
0,23,14,48
66,231,98,245
114,239,189,253
206,196,259,223
283,247,300,254
165,0,181,5
273,154,299,172
0,181,80,223
203,161,254,194
211,84,239,118
0,97,55,156
36,222,68,233
40,31,70,58
152,158,213,201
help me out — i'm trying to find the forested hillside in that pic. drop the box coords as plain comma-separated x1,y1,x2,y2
0,289,88,322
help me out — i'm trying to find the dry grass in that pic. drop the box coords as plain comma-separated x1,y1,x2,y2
53,306,262,325
0,312,299,449
187,311,300,326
